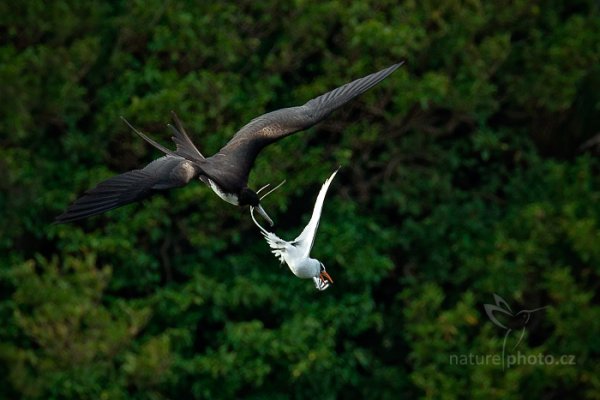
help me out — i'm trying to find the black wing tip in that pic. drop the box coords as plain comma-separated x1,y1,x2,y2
53,213,85,224
53,216,79,224
380,61,405,75
53,207,96,224
53,206,114,224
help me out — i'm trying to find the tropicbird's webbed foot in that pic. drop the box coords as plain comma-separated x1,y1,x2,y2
313,277,330,291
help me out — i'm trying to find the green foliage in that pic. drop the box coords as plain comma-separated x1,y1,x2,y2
1,0,599,398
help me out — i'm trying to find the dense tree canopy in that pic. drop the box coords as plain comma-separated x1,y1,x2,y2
1,1,599,398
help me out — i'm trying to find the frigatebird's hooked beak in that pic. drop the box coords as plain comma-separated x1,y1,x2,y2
255,204,274,227
252,180,286,227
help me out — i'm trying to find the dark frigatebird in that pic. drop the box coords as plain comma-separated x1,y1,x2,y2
55,62,403,225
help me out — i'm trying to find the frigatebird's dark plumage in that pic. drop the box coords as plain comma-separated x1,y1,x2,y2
55,62,403,224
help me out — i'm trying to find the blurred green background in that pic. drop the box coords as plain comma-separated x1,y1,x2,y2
1,1,599,399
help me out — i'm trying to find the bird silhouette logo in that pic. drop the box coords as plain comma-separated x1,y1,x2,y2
484,294,547,362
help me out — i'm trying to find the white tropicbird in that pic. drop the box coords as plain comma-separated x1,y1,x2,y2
251,170,338,291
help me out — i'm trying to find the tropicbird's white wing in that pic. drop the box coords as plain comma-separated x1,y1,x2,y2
262,231,294,264
250,206,293,264
292,169,338,259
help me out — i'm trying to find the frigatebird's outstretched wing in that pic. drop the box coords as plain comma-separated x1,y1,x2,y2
54,156,200,223
216,62,403,174
54,169,158,223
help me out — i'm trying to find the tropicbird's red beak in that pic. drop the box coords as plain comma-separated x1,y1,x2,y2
320,270,333,284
